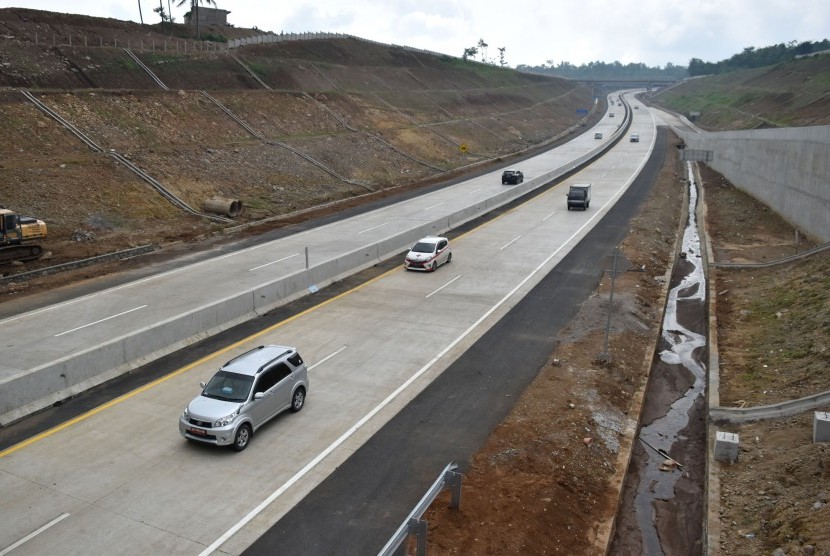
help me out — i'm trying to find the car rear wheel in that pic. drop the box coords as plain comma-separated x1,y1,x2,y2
290,387,306,413
447,253,452,264
232,424,252,452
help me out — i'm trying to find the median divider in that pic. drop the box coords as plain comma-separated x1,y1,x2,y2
0,111,631,425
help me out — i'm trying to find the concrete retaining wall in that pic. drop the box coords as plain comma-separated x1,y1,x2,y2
679,125,830,242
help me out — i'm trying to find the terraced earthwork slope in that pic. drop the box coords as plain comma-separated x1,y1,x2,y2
0,8,595,272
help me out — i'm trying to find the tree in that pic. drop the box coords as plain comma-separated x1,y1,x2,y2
462,46,478,61
498,47,507,67
477,38,489,63
176,0,216,39
154,0,175,33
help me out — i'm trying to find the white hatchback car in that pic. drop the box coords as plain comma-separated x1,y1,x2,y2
404,236,452,271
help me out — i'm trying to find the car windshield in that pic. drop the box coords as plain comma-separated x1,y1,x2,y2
411,242,437,253
202,370,253,402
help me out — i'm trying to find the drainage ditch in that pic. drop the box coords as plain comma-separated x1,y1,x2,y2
611,162,709,555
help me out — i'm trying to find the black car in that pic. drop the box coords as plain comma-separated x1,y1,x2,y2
501,169,524,185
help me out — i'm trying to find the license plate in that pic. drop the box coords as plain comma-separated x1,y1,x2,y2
188,427,207,436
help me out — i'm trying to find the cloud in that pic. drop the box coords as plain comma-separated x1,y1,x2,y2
2,0,828,68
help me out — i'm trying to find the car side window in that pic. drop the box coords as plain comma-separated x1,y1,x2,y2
438,240,447,250
255,363,292,395
287,352,303,367
254,369,279,395
271,362,292,383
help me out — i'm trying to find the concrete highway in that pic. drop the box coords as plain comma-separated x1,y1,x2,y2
0,94,658,555
1,93,625,424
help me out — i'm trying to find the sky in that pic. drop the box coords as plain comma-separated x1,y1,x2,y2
1,0,828,68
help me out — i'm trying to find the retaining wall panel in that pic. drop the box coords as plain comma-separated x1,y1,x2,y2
680,126,830,242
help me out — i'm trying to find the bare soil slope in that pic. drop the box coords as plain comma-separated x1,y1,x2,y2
2,10,828,556
0,8,593,285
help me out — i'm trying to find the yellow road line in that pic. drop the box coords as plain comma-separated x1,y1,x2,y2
0,266,398,458
0,196,523,459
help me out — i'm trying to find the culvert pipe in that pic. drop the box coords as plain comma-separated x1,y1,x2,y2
203,198,243,218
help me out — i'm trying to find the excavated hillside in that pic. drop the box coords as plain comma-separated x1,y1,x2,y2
650,54,830,130
0,8,596,282
2,9,829,555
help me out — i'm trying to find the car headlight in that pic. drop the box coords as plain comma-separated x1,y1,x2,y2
214,412,238,427
182,408,189,418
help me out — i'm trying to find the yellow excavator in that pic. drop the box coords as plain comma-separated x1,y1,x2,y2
0,207,48,264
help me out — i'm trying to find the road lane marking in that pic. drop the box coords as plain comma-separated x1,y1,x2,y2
309,346,347,370
0,147,645,550
0,269,396,459
199,216,601,555
500,235,522,250
249,253,300,272
357,222,390,235
423,202,445,211
53,305,148,337
542,210,557,221
0,513,70,556
425,275,461,298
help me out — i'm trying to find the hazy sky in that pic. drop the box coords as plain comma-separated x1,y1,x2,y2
1,0,828,68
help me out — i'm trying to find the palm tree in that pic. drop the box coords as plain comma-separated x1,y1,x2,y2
175,0,216,39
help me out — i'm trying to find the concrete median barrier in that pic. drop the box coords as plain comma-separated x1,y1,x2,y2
1,127,627,425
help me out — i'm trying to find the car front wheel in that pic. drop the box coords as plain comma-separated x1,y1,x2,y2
291,387,306,413
232,424,252,452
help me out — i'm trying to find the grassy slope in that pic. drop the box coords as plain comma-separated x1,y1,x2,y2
650,55,830,129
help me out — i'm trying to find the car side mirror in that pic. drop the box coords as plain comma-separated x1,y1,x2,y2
254,392,265,400
199,381,206,389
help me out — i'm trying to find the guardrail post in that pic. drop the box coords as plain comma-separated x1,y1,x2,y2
446,469,462,509
407,518,428,556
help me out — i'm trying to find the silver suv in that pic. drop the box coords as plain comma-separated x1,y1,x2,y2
179,345,309,451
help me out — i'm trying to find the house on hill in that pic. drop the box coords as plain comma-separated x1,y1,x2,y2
184,6,230,27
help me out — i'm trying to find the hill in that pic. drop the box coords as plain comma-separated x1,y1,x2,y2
0,8,595,286
649,54,830,130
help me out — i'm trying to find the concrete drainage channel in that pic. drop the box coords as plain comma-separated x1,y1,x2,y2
610,162,708,555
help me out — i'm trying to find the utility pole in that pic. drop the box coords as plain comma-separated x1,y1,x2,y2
598,248,620,362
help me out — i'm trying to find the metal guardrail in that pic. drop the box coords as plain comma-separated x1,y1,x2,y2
378,462,463,556
0,245,156,285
